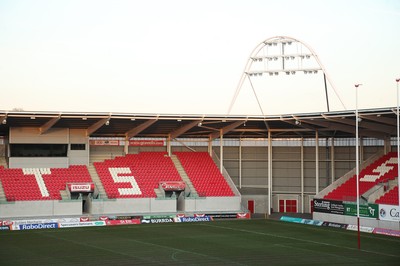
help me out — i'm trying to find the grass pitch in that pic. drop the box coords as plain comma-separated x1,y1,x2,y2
1,219,399,265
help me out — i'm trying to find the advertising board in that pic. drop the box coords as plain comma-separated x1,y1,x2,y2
58,221,106,228
346,224,374,233
141,218,174,224
378,204,400,222
106,219,141,226
321,222,348,229
373,228,400,238
344,203,378,219
313,199,344,215
174,216,213,223
19,223,58,230
160,181,185,191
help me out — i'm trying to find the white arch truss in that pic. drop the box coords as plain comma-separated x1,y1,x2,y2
227,36,346,115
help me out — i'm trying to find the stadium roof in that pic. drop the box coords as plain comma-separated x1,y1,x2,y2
0,107,398,140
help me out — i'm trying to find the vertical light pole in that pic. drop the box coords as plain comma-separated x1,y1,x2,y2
355,83,362,249
396,78,400,207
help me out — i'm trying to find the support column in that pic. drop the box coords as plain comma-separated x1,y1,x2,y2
124,137,129,155
383,137,390,154
315,131,319,194
360,137,364,164
331,137,335,184
167,135,171,156
301,137,304,213
268,130,272,215
208,136,213,157
219,129,223,174
239,137,242,189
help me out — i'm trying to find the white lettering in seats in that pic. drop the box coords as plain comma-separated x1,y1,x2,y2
108,167,142,195
360,157,397,182
23,168,50,197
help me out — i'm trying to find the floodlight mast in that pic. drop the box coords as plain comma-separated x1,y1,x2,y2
227,36,347,115
355,83,362,250
396,78,400,208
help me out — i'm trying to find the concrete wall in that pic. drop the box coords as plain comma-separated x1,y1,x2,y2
90,198,177,215
8,127,89,168
9,157,69,168
0,200,82,218
69,129,89,165
182,196,241,213
90,196,241,215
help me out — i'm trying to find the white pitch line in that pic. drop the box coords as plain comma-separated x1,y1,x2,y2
200,223,400,258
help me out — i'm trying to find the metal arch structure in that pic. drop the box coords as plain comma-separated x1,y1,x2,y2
227,36,347,115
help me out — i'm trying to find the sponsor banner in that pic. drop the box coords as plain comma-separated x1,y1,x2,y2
11,218,81,230
205,213,238,220
141,218,174,224
321,222,348,229
176,214,186,218
0,225,10,230
280,216,322,226
313,199,344,215
346,224,374,233
142,215,175,219
301,219,323,226
236,213,251,219
19,223,58,230
0,220,13,226
174,216,213,223
344,203,378,219
129,140,164,146
160,181,185,191
106,219,141,226
114,216,142,220
69,183,94,192
280,216,303,223
373,228,400,238
89,140,119,146
378,204,400,222
58,221,106,228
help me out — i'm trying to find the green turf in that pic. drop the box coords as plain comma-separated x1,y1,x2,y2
0,219,399,265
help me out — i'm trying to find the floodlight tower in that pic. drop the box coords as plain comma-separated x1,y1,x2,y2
227,36,346,114
396,78,400,207
355,83,362,250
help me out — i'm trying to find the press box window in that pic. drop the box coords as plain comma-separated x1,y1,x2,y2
70,144,86,150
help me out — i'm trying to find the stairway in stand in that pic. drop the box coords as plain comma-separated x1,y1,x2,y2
170,155,198,197
87,163,108,199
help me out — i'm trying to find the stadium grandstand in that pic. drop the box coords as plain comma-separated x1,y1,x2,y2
0,106,399,230
0,36,399,232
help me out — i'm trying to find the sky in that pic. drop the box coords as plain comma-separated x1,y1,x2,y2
0,0,399,116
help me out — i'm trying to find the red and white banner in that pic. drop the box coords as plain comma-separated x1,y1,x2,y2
236,213,251,219
106,219,141,226
90,140,120,146
80,217,90,222
160,181,186,191
99,216,109,221
129,140,164,146
68,183,94,192
0,220,13,226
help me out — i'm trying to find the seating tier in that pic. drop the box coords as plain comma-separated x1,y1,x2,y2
175,152,235,197
0,165,93,201
93,152,183,198
376,186,399,205
324,152,398,202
